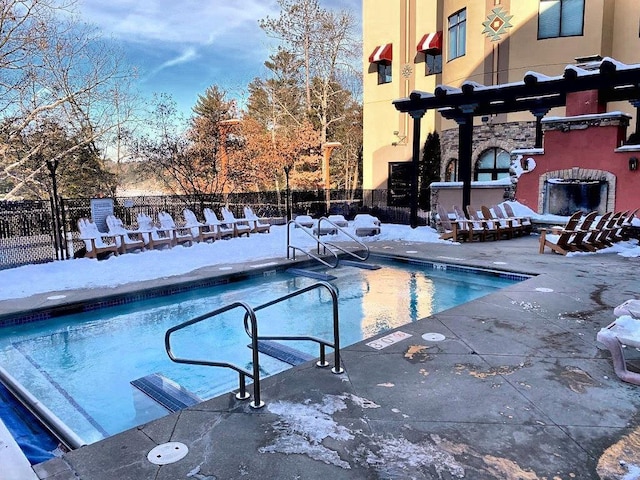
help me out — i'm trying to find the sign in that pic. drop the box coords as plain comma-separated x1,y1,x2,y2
366,331,412,350
90,198,114,233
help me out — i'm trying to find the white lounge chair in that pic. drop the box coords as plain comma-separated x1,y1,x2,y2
106,215,145,254
327,214,348,227
136,213,173,250
77,218,119,259
203,208,234,239
293,215,314,228
158,211,194,247
221,207,251,237
243,206,270,233
183,209,218,242
353,214,381,237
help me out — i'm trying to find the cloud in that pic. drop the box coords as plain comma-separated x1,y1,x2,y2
151,47,198,75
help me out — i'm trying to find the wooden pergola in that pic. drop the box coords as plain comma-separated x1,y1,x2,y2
392,58,640,228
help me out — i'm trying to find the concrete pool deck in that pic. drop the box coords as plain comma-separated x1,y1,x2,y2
6,234,640,479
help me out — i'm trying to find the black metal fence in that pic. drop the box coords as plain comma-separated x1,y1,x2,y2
0,189,430,270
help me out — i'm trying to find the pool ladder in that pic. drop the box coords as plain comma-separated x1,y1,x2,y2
286,217,370,268
165,281,343,409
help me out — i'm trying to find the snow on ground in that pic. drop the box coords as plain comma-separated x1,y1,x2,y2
0,204,638,302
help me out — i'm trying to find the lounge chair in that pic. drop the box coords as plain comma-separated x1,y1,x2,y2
491,204,524,237
221,207,251,237
243,207,271,233
538,211,583,254
158,212,194,247
203,208,234,239
293,215,314,228
136,213,173,250
481,205,513,239
353,214,381,237
580,211,612,251
464,205,500,241
183,209,218,242
618,208,639,241
453,205,485,241
106,215,145,254
436,205,468,242
568,211,598,251
327,214,348,227
502,202,533,233
77,218,119,259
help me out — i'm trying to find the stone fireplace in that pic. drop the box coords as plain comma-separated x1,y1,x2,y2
538,167,615,215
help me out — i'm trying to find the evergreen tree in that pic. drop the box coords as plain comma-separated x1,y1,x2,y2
419,132,442,211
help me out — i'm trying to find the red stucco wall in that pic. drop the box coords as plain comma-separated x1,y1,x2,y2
515,121,639,213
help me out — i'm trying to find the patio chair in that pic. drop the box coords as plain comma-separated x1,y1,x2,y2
502,202,533,233
136,213,173,250
618,208,639,241
592,211,623,248
580,211,612,251
183,209,218,242
327,214,348,228
158,212,194,247
481,205,513,239
465,205,501,241
353,214,381,237
243,206,271,233
538,211,583,254
77,218,119,259
221,207,251,237
491,204,524,237
436,205,468,242
203,208,234,239
567,211,598,251
106,215,145,254
453,205,485,241
293,215,314,228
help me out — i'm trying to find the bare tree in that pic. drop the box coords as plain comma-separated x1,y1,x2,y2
0,0,137,199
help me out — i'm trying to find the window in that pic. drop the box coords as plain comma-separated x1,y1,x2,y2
377,62,392,84
425,53,442,76
448,9,466,61
474,148,510,181
538,0,584,39
445,159,457,182
388,162,412,206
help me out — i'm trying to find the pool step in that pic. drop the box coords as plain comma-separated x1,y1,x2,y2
249,340,315,366
339,260,381,270
286,268,337,281
130,373,202,413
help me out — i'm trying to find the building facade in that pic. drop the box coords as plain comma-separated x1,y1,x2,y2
362,0,640,206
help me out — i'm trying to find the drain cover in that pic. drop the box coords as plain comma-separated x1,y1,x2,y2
422,333,446,342
535,287,554,293
147,442,189,465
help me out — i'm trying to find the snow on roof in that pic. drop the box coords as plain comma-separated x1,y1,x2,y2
543,111,631,123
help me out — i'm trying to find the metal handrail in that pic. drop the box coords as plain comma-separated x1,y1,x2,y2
315,217,370,262
165,301,264,409
242,281,343,374
286,217,370,268
286,219,340,268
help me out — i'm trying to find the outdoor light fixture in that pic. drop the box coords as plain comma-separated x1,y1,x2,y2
392,131,407,146
630,157,639,171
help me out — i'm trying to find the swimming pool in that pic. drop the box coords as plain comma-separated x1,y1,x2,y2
0,257,524,445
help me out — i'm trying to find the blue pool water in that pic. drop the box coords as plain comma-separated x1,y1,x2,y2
0,258,523,444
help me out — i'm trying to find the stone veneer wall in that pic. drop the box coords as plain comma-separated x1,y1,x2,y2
537,168,616,213
440,121,537,178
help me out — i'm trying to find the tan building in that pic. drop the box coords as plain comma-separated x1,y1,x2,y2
362,0,640,196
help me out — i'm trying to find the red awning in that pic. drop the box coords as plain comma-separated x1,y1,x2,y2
368,44,392,63
417,31,442,52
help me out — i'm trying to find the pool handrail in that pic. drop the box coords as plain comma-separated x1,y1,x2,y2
286,217,369,268
242,281,343,374
164,301,264,409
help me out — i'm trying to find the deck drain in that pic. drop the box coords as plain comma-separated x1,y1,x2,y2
535,287,554,293
422,333,446,342
218,266,233,271
406,250,418,254
147,442,188,465
493,261,507,265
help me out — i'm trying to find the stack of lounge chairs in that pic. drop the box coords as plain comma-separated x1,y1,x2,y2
539,208,638,255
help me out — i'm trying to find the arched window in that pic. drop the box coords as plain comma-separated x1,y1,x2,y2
445,159,457,181
475,148,510,181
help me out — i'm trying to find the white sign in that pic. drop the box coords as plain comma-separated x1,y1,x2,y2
366,331,412,350
90,198,114,233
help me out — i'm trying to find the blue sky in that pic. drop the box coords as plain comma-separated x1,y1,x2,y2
79,0,362,117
